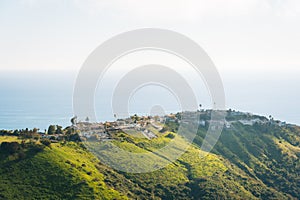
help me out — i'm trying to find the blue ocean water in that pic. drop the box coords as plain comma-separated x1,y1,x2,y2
0,69,300,130
0,71,74,130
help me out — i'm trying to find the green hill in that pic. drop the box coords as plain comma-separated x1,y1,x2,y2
0,111,299,199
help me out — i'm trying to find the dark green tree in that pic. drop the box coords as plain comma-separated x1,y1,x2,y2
56,126,63,135
47,125,56,135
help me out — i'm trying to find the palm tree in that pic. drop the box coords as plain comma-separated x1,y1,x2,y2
71,116,77,125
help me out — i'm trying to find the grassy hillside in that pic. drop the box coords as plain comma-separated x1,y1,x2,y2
0,139,125,200
0,112,299,199
193,114,300,199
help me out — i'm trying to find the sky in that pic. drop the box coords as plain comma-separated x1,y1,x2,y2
0,0,300,73
1,0,300,125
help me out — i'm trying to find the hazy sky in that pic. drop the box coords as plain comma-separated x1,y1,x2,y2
0,0,300,74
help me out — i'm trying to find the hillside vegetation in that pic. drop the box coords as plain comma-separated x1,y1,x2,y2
0,111,299,199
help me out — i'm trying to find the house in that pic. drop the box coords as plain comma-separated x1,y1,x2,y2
251,118,263,124
225,121,231,128
275,121,287,127
208,120,225,130
239,120,254,126
198,120,206,127
238,118,262,126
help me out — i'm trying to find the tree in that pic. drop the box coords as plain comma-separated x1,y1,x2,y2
0,142,21,154
55,125,63,135
131,114,140,123
33,128,39,134
47,125,56,135
32,128,40,140
71,116,77,125
65,126,76,135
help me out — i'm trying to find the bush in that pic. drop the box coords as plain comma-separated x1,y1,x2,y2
165,133,175,139
40,139,51,147
0,142,21,154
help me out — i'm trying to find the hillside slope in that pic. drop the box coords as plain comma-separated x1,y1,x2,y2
193,111,300,199
0,111,299,199
0,139,126,199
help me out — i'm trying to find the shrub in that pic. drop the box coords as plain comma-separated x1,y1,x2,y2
40,139,51,147
87,171,92,176
165,133,175,139
0,142,21,154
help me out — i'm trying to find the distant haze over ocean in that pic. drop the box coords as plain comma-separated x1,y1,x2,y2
0,69,299,130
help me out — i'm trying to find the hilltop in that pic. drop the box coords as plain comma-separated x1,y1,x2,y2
0,110,299,199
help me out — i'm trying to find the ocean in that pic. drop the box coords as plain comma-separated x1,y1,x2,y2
0,71,74,130
0,69,299,130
